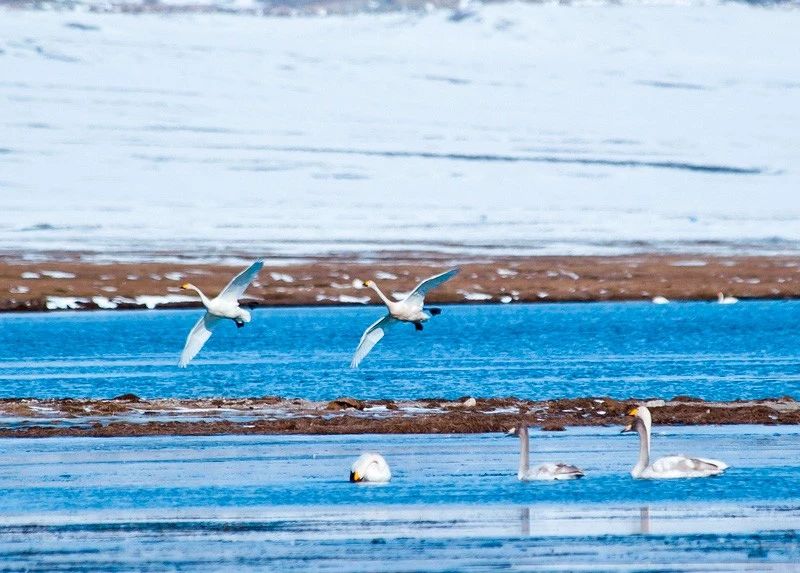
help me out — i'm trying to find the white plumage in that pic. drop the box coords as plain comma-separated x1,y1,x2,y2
178,260,263,367
350,268,459,368
622,406,728,479
350,452,391,483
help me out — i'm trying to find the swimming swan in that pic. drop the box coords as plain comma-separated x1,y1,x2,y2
513,425,584,481
350,453,391,483
350,268,459,368
717,292,738,304
177,260,263,367
621,406,728,479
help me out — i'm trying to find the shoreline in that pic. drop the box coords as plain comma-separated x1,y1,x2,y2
0,395,797,438
1,254,799,312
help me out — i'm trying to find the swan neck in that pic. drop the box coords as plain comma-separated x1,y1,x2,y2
186,284,212,308
634,418,650,476
370,283,393,308
518,426,530,478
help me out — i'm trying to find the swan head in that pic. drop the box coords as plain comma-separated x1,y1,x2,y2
349,452,391,483
180,283,194,291
364,280,375,288
621,405,652,433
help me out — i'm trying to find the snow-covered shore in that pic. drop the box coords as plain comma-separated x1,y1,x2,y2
1,2,799,260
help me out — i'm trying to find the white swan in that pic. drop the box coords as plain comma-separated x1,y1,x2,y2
350,268,459,368
621,406,728,479
350,452,391,483
651,296,670,305
177,260,264,367
717,292,738,304
512,425,584,481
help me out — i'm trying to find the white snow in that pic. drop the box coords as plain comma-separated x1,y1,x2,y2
269,272,294,283
46,296,89,310
375,271,398,280
0,4,799,260
20,272,40,279
164,272,184,281
91,295,118,309
461,291,492,301
315,294,370,304
40,271,77,279
9,286,30,294
135,294,198,309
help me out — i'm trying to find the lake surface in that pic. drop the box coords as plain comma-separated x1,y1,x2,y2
1,427,798,571
0,301,799,400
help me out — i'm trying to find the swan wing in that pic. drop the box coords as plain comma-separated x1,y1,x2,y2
403,268,459,306
218,260,264,303
350,314,397,368
648,455,727,477
178,312,222,367
535,462,585,480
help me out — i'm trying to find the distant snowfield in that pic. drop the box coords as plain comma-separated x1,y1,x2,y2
1,2,799,261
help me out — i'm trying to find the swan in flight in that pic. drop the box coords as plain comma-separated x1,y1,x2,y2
350,452,391,483
621,406,728,479
511,425,584,481
350,268,459,368
177,260,264,367
717,292,738,304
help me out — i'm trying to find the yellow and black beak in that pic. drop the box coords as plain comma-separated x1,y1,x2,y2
180,283,190,290
621,407,639,433
349,471,362,483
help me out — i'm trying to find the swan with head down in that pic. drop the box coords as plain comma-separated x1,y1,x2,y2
350,453,391,483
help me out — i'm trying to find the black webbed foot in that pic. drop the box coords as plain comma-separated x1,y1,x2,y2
426,307,442,316
414,322,424,331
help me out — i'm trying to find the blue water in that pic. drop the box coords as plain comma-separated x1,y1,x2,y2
0,301,799,400
1,428,799,571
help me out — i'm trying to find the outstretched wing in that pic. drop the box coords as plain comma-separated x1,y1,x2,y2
179,312,221,367
350,314,397,368
218,260,264,303
403,268,459,307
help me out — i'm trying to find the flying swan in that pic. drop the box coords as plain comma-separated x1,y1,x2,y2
621,406,728,479
177,260,264,367
350,268,459,368
350,453,391,483
511,425,584,481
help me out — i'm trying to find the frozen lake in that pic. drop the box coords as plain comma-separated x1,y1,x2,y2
1,427,799,570
1,3,800,260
